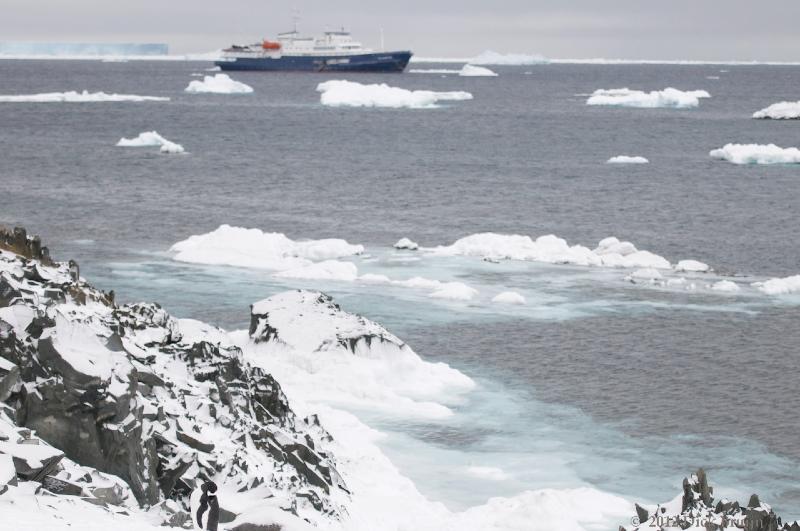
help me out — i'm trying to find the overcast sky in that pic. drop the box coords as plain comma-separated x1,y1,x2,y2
3,0,800,60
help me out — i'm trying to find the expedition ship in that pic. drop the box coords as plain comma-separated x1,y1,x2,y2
215,29,412,73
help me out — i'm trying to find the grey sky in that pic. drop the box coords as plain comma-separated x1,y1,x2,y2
3,0,800,60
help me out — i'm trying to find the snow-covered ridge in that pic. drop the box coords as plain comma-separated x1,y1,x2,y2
169,224,364,271
752,101,800,119
710,143,800,165
116,131,184,154
316,80,473,109
184,73,253,94
587,88,710,108
0,91,169,103
607,155,649,164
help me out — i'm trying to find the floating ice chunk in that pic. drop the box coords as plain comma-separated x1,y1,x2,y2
394,237,419,250
470,50,548,65
0,91,169,103
709,143,800,165
459,64,498,77
409,68,461,74
316,80,473,109
464,466,509,481
429,282,478,300
184,73,253,94
627,268,663,282
607,155,649,164
711,280,740,292
274,260,358,281
491,291,526,305
587,87,710,108
169,225,364,270
675,259,710,273
753,101,800,119
116,131,184,154
755,274,800,295
359,273,392,284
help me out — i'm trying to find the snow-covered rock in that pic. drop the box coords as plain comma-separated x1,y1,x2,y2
184,74,253,94
587,88,710,108
459,64,497,77
0,91,169,103
116,131,184,154
709,143,800,165
393,237,419,250
316,80,473,109
753,101,800,119
607,155,649,164
170,224,363,270
491,291,526,305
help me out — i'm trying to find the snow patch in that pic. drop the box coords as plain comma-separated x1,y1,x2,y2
491,291,526,305
753,101,800,120
459,64,498,77
0,91,169,103
184,73,253,94
710,143,800,165
116,131,184,154
316,80,473,109
587,87,710,108
607,155,649,164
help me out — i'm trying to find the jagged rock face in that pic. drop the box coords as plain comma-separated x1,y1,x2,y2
250,290,407,356
0,245,348,523
0,226,53,266
622,468,797,531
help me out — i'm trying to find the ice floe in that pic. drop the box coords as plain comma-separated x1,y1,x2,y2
711,280,740,292
184,73,253,94
274,260,359,281
409,68,461,74
394,237,420,250
755,274,800,295
674,259,710,273
316,80,473,109
607,155,649,164
429,282,478,301
116,131,184,154
709,143,800,165
470,50,548,65
752,101,800,119
0,91,169,103
431,233,673,269
587,88,710,108
491,291,526,305
459,64,498,77
169,224,363,270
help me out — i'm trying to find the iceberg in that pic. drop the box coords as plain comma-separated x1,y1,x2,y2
711,280,740,292
431,233,673,269
470,50,548,65
428,282,478,301
587,88,710,108
184,73,253,94
116,131,184,154
491,291,526,305
709,143,800,165
674,259,710,273
755,274,800,295
607,155,649,164
459,64,498,77
169,224,364,270
394,237,420,250
0,91,169,103
409,68,461,74
316,80,473,109
752,101,800,119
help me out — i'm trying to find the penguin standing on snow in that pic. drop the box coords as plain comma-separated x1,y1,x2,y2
190,480,220,531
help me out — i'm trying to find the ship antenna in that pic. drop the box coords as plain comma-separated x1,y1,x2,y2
380,27,385,51
292,8,300,33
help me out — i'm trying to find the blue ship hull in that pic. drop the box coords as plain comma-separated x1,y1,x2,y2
216,51,412,73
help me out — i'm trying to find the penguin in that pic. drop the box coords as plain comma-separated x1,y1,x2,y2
190,480,219,531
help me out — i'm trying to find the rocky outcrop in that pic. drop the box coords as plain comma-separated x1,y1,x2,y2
620,468,798,531
0,230,348,526
0,226,53,266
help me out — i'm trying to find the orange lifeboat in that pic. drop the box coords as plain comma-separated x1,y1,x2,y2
262,40,281,50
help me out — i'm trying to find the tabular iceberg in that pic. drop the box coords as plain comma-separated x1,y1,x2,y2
0,91,169,103
607,155,649,164
709,143,800,164
316,80,473,109
587,88,710,108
